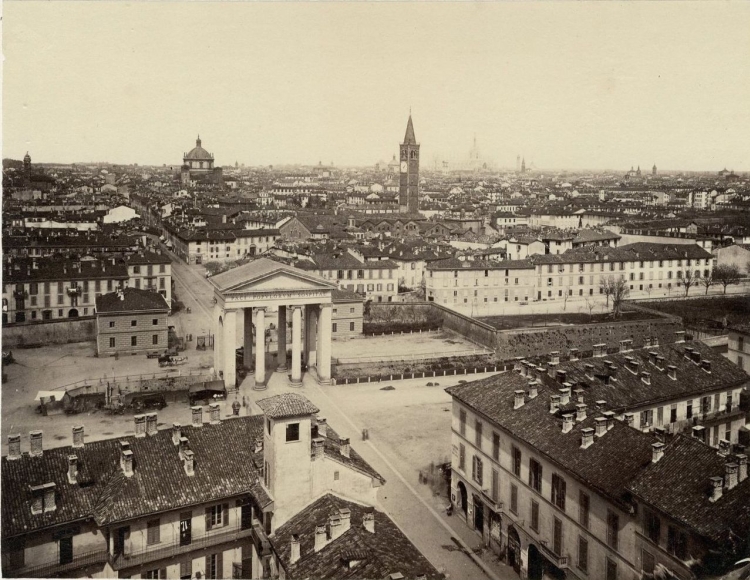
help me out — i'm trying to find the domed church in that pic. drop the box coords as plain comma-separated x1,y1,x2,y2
180,135,223,186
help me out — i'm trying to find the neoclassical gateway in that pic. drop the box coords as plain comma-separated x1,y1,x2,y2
209,258,338,389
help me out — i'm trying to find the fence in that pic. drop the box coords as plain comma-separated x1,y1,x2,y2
333,347,491,365
331,364,511,385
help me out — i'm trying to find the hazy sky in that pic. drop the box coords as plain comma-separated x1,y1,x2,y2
4,2,750,171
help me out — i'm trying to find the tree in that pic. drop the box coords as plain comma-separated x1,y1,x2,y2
701,271,714,295
610,276,630,318
585,297,596,317
681,270,697,297
713,264,742,294
599,276,615,309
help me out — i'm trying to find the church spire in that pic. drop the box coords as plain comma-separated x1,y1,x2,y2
196,135,202,148
403,115,417,145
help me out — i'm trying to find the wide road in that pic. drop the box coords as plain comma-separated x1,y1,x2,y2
165,250,519,580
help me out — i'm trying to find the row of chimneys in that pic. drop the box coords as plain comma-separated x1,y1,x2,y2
709,454,748,502
290,508,375,563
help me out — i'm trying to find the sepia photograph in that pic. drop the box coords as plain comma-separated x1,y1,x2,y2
2,1,750,579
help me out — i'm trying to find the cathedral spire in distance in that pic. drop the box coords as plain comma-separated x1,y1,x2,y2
403,114,417,145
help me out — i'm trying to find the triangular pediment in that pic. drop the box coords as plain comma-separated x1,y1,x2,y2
227,271,333,294
210,257,338,294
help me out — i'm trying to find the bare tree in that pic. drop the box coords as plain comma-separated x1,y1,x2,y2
562,288,570,311
599,276,615,309
610,277,630,318
584,297,596,318
713,264,742,294
681,270,697,297
701,271,714,295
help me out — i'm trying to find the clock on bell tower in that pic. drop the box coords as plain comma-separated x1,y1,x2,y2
398,114,420,214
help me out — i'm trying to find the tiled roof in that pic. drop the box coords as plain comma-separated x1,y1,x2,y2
446,373,656,505
572,229,621,243
322,424,385,484
428,257,534,271
529,242,712,265
271,494,442,580
2,416,268,538
3,257,129,283
95,288,170,314
332,289,362,303
124,250,171,265
627,435,750,542
256,393,320,420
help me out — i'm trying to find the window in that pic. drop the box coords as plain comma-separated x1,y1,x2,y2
492,432,500,461
530,500,540,532
475,420,483,448
205,504,227,530
206,553,222,580
642,549,656,574
286,423,300,442
147,519,161,545
607,510,620,550
645,509,661,544
670,405,677,423
152,334,159,345
472,455,483,486
131,320,137,327
332,323,338,333
667,525,688,559
143,569,163,579
553,517,563,555
152,318,158,325
551,473,566,511
512,446,521,477
459,409,466,436
349,322,355,332
180,560,192,580
529,458,542,493
578,536,588,573
510,483,518,514
491,469,499,502
686,400,693,419
606,558,618,580
131,336,137,347
459,443,466,471
334,471,340,481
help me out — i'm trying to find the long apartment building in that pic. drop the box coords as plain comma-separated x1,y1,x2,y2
426,242,714,308
446,368,749,580
1,393,441,580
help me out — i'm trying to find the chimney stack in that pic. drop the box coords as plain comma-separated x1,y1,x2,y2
290,534,301,564
562,414,574,434
701,360,712,373
68,455,78,484
654,426,666,443
580,428,595,449
314,524,327,552
209,403,221,424
593,343,606,358
692,425,706,443
709,476,723,502
145,412,158,436
339,508,351,533
8,434,21,460
584,364,595,380
183,449,195,476
311,437,325,460
594,417,607,437
134,414,146,437
514,390,525,410
363,512,375,534
651,442,665,463
527,381,538,400
556,370,567,384
191,406,203,427
550,351,560,365
72,426,85,448
339,438,350,458
718,439,731,456
550,395,561,414
317,417,327,438
569,348,579,362
122,449,134,477
254,437,263,454
725,463,739,490
623,413,635,427
737,455,748,483
641,372,651,385
172,423,182,446
648,351,658,366
667,365,677,380
559,386,571,406
179,437,190,459
30,430,43,457
574,389,585,404
44,483,57,512
328,514,344,540
576,404,587,422
675,330,686,343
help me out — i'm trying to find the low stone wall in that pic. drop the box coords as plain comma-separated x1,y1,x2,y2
433,303,497,350
2,317,97,347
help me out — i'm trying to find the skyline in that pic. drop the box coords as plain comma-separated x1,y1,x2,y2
4,2,750,171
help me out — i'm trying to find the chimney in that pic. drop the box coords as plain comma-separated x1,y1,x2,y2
701,360,712,373
623,413,635,427
547,363,558,378
584,364,595,380
44,483,57,512
667,365,677,380
692,425,706,442
8,434,21,460
339,438,350,458
172,423,182,446
68,455,78,484
718,439,732,456
145,412,158,436
311,437,325,460
550,351,560,365
580,428,595,449
562,414,575,434
290,534,301,564
648,351,658,366
314,524,327,552
619,339,632,353
654,426,666,443
576,404,587,422
209,403,221,424
569,348,579,362
550,395,561,414
594,417,607,437
191,406,203,427
30,430,43,457
737,454,748,482
559,386,571,406
339,508,351,533
675,330,686,343
641,372,651,385
556,370,567,384
328,514,344,540
122,449,134,477
317,417,327,438
709,476,723,502
651,442,665,463
725,463,739,490
573,389,585,404
254,437,264,454
183,449,195,476
535,366,546,381
626,358,640,374
593,343,606,358
179,436,190,459
527,381,538,399
514,390,525,410
606,363,618,381
363,511,375,534
72,425,85,448
133,414,146,437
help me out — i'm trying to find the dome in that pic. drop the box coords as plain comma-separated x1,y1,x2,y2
184,136,213,161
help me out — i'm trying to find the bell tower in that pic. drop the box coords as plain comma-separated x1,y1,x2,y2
399,114,420,214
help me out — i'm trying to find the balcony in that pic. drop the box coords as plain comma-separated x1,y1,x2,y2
111,523,254,571
538,540,569,569
5,547,110,579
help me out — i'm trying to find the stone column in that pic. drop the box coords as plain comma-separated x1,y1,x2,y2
222,309,237,389
317,304,332,384
214,302,224,377
307,306,318,369
290,306,303,386
276,306,287,372
243,307,253,371
253,308,266,390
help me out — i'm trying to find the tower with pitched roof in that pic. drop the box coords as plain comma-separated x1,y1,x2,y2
399,115,420,213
